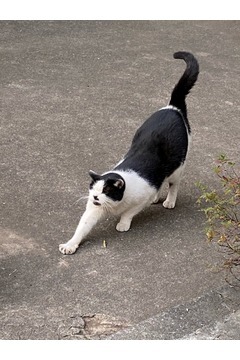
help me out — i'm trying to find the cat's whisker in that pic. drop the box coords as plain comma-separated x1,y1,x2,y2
73,195,89,206
102,199,114,213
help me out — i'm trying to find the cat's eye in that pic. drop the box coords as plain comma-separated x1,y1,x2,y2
103,185,111,193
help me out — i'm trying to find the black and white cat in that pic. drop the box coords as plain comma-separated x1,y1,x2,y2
59,51,199,254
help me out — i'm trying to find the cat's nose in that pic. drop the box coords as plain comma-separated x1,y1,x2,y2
93,195,99,201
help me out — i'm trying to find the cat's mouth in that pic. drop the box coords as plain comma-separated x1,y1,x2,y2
93,201,101,206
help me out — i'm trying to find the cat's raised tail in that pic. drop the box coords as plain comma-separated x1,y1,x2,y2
169,51,199,118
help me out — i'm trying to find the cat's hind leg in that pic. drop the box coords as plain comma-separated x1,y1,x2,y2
163,164,185,209
152,184,165,204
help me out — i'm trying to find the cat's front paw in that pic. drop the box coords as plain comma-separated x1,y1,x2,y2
59,242,78,255
116,221,131,232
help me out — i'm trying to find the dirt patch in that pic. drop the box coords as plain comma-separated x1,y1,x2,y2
0,303,131,340
58,313,131,340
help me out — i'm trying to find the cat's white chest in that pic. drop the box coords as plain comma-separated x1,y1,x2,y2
113,170,157,210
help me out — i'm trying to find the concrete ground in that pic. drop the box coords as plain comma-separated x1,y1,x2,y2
0,21,239,340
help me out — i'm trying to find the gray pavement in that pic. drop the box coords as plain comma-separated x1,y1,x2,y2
0,21,240,340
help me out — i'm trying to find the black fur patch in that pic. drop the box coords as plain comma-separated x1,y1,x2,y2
101,172,125,201
115,108,188,189
89,172,125,202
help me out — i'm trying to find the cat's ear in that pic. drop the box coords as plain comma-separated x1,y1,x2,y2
113,179,125,189
89,170,101,182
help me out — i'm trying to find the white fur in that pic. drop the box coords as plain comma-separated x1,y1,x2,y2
160,104,183,114
59,170,157,254
104,170,157,214
163,164,185,208
89,180,105,205
152,163,186,207
59,201,105,254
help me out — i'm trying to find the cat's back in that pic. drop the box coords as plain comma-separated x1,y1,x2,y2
132,107,189,146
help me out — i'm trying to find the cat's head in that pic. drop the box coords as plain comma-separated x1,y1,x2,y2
88,170,125,209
